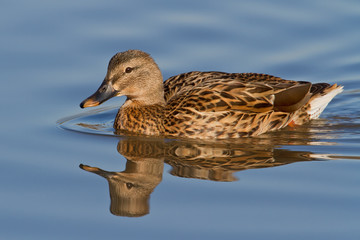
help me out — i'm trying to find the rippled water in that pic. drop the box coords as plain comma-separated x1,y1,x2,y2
2,0,360,239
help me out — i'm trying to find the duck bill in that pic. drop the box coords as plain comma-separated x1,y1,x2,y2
80,82,117,108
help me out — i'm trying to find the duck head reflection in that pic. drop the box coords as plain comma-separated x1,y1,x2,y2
80,132,319,217
81,138,164,217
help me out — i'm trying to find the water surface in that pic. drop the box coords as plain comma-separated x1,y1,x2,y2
1,0,360,239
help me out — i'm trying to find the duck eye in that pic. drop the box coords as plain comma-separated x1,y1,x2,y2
125,67,133,73
126,182,134,189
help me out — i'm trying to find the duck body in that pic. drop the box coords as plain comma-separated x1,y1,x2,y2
80,50,343,139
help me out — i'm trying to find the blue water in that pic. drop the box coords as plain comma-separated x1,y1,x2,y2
1,0,360,239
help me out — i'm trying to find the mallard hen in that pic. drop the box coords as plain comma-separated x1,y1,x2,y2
80,50,343,139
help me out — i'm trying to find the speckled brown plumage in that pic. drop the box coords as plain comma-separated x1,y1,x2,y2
80,50,343,139
114,101,165,136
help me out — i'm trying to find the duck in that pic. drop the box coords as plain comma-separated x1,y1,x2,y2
80,50,343,139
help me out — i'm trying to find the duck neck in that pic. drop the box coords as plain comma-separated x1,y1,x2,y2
126,91,166,106
125,69,166,106
114,100,165,136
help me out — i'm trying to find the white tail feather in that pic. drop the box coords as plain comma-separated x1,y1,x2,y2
308,85,343,119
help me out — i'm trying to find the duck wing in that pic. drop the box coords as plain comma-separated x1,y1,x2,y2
164,71,311,114
162,71,313,138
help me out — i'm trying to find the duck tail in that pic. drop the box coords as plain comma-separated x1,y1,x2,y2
307,83,343,120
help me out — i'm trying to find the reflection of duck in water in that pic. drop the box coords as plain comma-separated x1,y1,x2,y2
166,140,313,181
80,139,164,217
80,136,315,217
80,49,342,139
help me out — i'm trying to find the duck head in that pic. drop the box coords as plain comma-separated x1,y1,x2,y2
80,50,165,108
